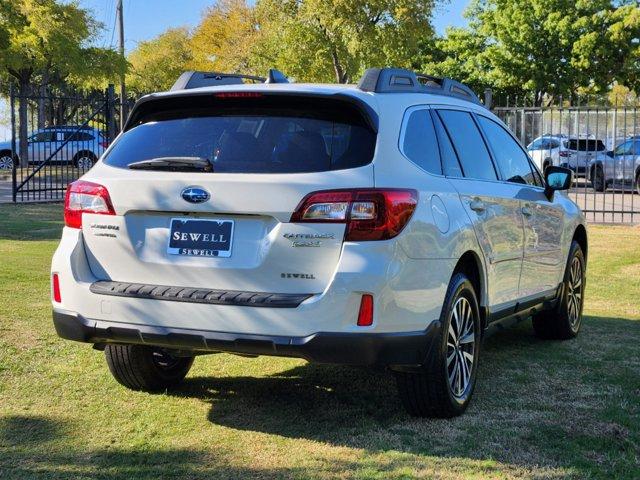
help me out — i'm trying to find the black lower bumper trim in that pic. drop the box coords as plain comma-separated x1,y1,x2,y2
89,280,312,308
53,310,440,367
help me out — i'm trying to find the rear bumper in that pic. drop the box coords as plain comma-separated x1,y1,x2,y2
53,309,441,367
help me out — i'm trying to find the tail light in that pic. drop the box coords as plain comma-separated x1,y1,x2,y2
559,150,571,157
357,294,374,326
290,189,418,241
52,273,61,303
64,180,115,229
99,140,109,149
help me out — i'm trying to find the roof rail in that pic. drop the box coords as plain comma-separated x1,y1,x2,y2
171,69,289,91
356,68,482,106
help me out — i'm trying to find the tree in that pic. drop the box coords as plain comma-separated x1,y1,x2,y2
127,28,194,94
189,0,257,74
0,0,124,165
434,0,640,104
252,0,439,83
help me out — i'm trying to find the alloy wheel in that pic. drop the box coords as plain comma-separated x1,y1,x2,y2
151,349,181,370
567,256,583,329
0,155,13,170
446,296,475,398
76,156,95,170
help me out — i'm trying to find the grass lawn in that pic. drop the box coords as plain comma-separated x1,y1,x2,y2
0,203,638,479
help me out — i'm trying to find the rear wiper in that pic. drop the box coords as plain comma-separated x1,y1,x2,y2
128,157,213,172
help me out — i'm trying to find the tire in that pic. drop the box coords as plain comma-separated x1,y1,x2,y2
73,152,97,169
104,344,194,392
635,172,640,196
592,166,605,192
532,241,585,340
394,273,481,418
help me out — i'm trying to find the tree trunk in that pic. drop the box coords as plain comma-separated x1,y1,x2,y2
330,47,348,84
37,69,49,129
17,78,30,167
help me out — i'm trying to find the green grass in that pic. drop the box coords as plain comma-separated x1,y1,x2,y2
0,203,639,479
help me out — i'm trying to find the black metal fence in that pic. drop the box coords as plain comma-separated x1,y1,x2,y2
2,84,639,223
2,85,122,202
493,101,640,223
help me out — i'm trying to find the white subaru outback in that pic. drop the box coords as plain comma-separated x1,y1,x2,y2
51,68,587,417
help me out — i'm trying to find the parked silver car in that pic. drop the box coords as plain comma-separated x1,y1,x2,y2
589,139,640,193
527,134,607,177
0,126,107,170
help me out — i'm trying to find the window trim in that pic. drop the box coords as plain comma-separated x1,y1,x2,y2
397,105,444,177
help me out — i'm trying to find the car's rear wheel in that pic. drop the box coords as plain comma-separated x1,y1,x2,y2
592,166,605,192
104,344,194,392
635,172,640,196
532,241,585,340
0,151,14,170
73,152,97,169
394,273,481,417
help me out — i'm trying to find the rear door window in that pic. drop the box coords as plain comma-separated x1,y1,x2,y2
477,115,537,185
401,108,442,175
567,139,606,152
437,109,497,181
104,96,376,174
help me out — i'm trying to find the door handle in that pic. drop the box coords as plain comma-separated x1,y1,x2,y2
522,205,533,217
469,199,486,213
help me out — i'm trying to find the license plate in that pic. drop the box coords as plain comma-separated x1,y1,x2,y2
167,218,234,257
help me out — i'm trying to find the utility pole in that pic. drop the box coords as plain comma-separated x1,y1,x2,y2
117,0,126,130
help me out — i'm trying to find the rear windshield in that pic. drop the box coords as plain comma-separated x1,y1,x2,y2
103,95,376,173
565,139,606,151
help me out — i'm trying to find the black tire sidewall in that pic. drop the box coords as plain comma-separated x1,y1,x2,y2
559,242,586,336
437,274,481,412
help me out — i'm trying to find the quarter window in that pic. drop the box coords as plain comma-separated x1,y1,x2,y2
437,110,497,181
477,115,536,185
401,109,442,175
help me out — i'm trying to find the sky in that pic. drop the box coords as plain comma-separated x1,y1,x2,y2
79,0,470,53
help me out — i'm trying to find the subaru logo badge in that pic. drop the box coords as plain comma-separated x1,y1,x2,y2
181,187,210,204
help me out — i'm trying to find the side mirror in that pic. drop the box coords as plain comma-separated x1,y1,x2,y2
544,166,573,200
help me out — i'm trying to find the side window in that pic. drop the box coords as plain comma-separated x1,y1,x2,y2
431,110,463,177
529,139,542,150
30,132,55,143
401,109,442,175
614,141,632,156
437,110,497,181
477,115,536,185
65,131,94,142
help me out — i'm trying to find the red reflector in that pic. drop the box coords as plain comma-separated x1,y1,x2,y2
357,294,374,326
215,92,263,98
52,273,61,303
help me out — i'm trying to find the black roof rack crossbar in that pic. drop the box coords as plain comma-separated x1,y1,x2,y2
171,69,289,91
356,68,482,106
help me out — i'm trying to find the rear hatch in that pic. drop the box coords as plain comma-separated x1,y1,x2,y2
564,139,606,169
80,92,377,294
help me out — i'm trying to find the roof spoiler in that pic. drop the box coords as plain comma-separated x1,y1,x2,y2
171,69,289,91
357,68,482,106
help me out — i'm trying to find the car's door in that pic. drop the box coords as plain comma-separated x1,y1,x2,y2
622,140,640,185
611,140,634,187
27,131,56,163
433,108,524,308
475,114,565,298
